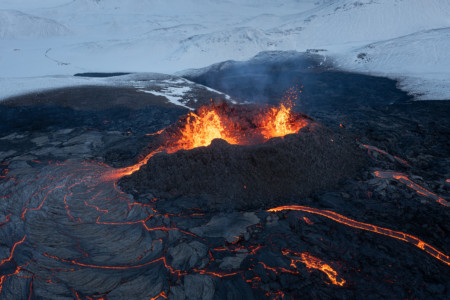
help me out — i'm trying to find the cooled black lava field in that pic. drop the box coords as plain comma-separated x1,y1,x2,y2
1,61,450,299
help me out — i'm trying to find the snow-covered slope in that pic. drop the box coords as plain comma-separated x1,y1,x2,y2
279,0,450,47
335,27,450,100
0,10,70,39
338,28,450,75
1,0,449,100
0,73,232,110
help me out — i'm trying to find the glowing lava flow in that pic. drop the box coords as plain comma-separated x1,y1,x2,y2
361,145,409,167
268,205,450,266
374,171,450,207
299,253,346,286
282,250,346,286
102,148,163,181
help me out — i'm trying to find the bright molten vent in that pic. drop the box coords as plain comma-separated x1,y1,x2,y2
119,101,365,210
163,99,308,153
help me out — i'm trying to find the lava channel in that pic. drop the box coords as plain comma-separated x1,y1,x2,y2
268,205,450,266
374,171,450,207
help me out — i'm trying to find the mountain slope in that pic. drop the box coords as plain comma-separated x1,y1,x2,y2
277,0,450,47
0,10,70,39
0,0,449,99
335,27,450,100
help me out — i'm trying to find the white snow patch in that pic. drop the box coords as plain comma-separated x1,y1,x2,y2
138,86,193,110
200,85,234,103
0,73,171,101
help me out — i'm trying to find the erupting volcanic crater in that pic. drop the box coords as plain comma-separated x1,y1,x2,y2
119,101,365,210
1,73,449,299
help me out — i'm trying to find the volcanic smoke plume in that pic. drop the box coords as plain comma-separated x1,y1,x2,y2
119,101,365,210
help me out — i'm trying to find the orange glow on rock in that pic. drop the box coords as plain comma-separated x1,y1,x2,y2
303,216,314,225
164,99,307,154
166,108,238,153
101,148,163,181
281,249,345,286
105,97,309,180
374,171,450,207
268,205,450,266
258,101,307,140
0,235,26,266
299,252,346,286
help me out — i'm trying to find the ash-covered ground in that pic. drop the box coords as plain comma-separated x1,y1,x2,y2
1,60,449,299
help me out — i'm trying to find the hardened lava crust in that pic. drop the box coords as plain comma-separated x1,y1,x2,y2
119,124,366,210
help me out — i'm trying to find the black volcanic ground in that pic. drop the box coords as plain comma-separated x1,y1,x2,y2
1,56,450,299
120,124,365,211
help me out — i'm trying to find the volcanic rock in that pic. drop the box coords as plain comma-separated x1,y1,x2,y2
167,241,209,270
184,274,215,300
120,125,365,210
190,212,260,242
219,254,248,270
1,69,449,299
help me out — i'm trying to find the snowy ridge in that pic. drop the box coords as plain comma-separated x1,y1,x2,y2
279,0,450,46
335,28,450,100
1,0,450,99
0,10,70,39
0,73,233,110
172,27,275,65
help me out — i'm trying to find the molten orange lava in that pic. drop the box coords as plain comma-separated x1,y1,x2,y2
362,145,409,167
101,148,163,181
258,101,307,140
299,252,345,286
268,205,450,266
374,171,450,207
104,99,309,180
281,249,345,286
166,108,238,153
165,100,307,154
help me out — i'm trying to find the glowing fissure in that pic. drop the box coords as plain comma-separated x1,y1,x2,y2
0,235,27,266
299,252,346,286
0,236,29,296
362,145,409,167
268,205,450,266
374,171,450,207
257,251,346,287
281,250,346,286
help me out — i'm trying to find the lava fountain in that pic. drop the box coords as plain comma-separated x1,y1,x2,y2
104,99,309,181
164,98,308,153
